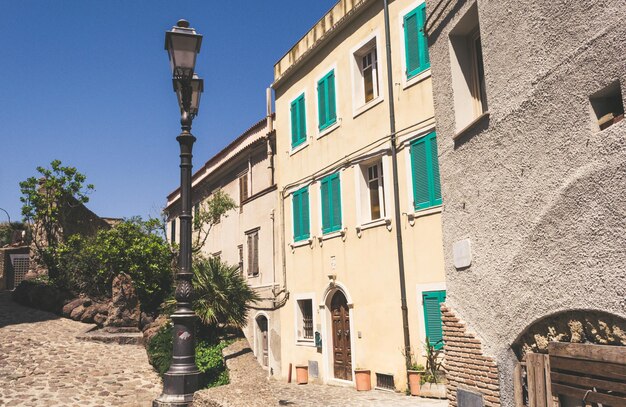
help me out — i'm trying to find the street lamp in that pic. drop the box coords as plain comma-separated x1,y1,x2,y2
153,19,203,407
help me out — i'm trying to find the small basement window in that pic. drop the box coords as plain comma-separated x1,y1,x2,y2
376,372,395,391
590,81,624,131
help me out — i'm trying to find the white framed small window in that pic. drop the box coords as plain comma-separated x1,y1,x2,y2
294,293,316,345
365,161,385,220
351,33,384,117
355,156,390,228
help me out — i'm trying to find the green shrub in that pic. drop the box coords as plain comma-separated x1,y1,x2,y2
147,324,174,376
55,218,174,312
196,339,231,388
147,324,231,388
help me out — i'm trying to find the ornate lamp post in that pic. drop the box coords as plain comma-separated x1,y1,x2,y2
153,19,203,407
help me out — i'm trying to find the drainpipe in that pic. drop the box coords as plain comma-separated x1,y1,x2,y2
266,87,275,186
383,0,412,370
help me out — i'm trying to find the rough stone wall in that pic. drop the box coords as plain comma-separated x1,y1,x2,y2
442,304,501,407
426,0,626,405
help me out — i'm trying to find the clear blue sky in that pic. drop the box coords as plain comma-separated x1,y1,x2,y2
0,1,336,222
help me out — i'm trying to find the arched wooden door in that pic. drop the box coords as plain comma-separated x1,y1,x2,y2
256,315,269,367
331,291,352,381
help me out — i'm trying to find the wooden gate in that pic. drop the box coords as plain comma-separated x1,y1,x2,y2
331,291,352,381
514,343,626,407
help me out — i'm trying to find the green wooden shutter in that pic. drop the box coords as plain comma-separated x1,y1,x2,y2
290,99,298,147
327,71,336,124
298,95,306,144
301,188,310,238
405,4,429,79
429,133,442,205
423,290,446,350
317,79,326,130
293,191,302,240
330,174,341,231
418,3,430,70
404,10,420,78
321,178,331,232
411,138,430,209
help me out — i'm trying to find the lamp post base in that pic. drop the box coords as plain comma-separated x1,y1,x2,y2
153,370,201,407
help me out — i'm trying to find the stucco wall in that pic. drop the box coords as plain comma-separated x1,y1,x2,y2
273,0,446,390
426,0,626,405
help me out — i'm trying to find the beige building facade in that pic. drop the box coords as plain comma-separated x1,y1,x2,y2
272,0,446,391
165,116,284,376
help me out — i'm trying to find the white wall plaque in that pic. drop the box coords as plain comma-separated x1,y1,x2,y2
453,239,472,269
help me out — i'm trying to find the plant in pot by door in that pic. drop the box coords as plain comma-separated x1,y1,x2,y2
354,368,371,391
419,338,447,399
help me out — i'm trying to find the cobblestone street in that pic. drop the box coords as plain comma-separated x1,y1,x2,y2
0,292,161,407
194,340,448,407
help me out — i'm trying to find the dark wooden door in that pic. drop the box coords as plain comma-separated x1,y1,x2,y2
331,291,352,381
257,316,269,367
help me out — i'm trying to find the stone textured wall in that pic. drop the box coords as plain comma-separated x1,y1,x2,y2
442,304,501,407
426,1,626,405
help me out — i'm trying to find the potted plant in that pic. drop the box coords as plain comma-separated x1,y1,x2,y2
407,363,425,396
295,364,308,384
419,338,447,399
354,368,371,391
402,347,425,396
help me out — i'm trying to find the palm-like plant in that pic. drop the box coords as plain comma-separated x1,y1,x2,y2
192,256,259,328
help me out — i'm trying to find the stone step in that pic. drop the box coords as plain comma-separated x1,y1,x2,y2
76,325,144,345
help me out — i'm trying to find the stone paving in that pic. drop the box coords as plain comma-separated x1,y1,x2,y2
0,291,161,407
193,339,448,407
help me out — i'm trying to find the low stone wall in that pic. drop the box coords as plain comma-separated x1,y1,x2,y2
441,304,502,407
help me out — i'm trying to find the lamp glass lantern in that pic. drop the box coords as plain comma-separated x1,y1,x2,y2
173,74,204,117
164,19,203,79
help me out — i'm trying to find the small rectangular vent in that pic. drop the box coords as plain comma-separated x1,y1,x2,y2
376,372,395,391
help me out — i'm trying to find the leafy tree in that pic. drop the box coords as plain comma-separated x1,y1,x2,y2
19,160,94,279
191,190,236,253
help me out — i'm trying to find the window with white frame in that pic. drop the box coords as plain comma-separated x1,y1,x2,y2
246,228,259,277
449,3,488,131
352,38,380,108
296,298,314,342
170,218,176,244
364,161,385,221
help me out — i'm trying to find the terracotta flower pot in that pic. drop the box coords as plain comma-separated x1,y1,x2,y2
407,370,422,396
295,365,308,384
354,369,371,391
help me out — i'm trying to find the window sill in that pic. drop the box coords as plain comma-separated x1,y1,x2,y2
296,339,316,347
453,111,490,141
289,141,309,156
317,120,341,139
290,238,312,249
353,96,384,119
318,229,346,245
356,218,391,236
403,69,431,90
408,205,442,226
